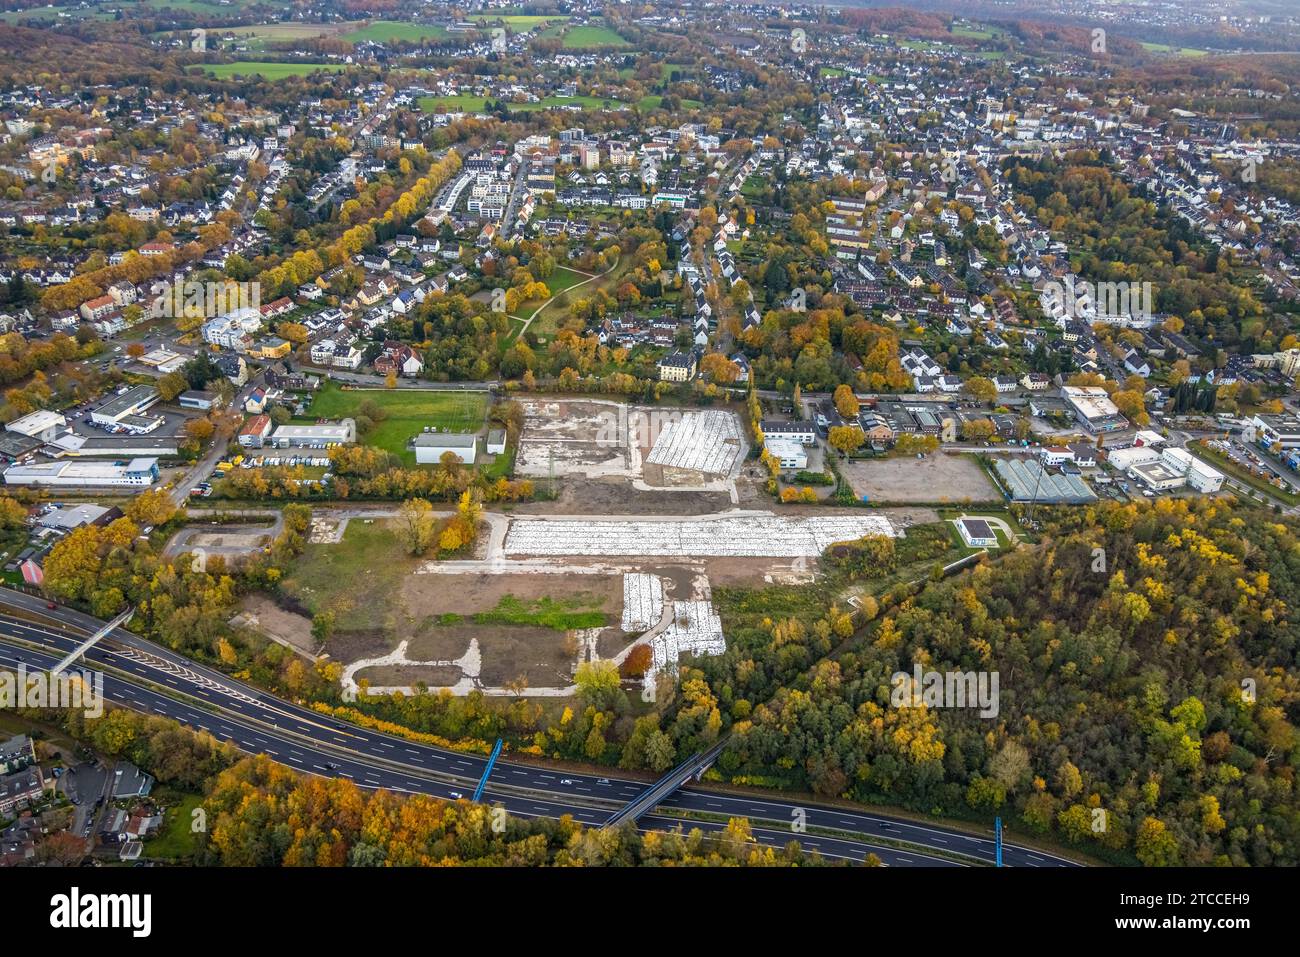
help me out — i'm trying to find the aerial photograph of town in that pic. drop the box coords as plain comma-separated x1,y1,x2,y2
0,0,1293,935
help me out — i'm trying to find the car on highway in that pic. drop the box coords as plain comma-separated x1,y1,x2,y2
560,778,574,785
46,601,57,609
596,778,610,785
448,791,463,800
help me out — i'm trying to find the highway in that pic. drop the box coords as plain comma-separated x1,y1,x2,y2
0,590,1079,868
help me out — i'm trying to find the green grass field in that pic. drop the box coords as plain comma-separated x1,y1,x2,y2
280,518,416,629
471,14,568,30
638,95,704,111
1139,41,1209,57
342,20,452,44
144,794,204,861
203,61,346,80
303,382,488,465
952,23,996,40
540,23,629,48
543,266,593,293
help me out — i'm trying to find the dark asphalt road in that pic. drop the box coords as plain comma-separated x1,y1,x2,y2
0,591,1079,867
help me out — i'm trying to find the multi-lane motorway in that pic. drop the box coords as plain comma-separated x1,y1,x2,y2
0,590,1080,868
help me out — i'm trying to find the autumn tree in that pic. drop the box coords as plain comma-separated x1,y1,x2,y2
125,488,177,527
395,498,437,556
833,384,860,420
828,425,865,456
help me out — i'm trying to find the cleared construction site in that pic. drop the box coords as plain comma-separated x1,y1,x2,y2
514,398,746,487
501,512,897,558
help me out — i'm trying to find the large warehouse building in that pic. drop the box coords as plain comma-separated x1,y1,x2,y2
91,385,161,427
3,457,159,487
269,420,356,449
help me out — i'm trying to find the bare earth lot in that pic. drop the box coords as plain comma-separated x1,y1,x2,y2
840,453,999,504
236,595,318,657
400,571,621,620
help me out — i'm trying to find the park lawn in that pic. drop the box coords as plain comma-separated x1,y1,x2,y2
280,518,417,629
144,794,204,861
203,61,346,80
528,257,626,340
545,266,593,293
343,20,452,44
820,66,846,77
302,382,487,465
501,317,527,351
638,95,704,111
540,23,629,48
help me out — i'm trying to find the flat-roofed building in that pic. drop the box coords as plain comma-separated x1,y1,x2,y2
3,457,159,487
766,438,807,470
5,410,66,442
956,517,997,548
1130,460,1186,492
1253,413,1300,450
1062,385,1128,433
413,433,477,465
269,421,355,449
761,420,817,445
91,385,160,426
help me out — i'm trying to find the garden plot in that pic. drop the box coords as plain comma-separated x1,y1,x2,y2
643,409,745,482
503,513,897,558
648,600,725,680
621,573,664,632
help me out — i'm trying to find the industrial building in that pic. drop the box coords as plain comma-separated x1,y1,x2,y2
413,432,477,465
1129,460,1186,492
269,421,355,449
47,433,179,458
1124,446,1224,494
5,410,66,442
3,457,159,487
91,385,161,428
1062,386,1129,433
766,438,808,470
1253,413,1300,450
